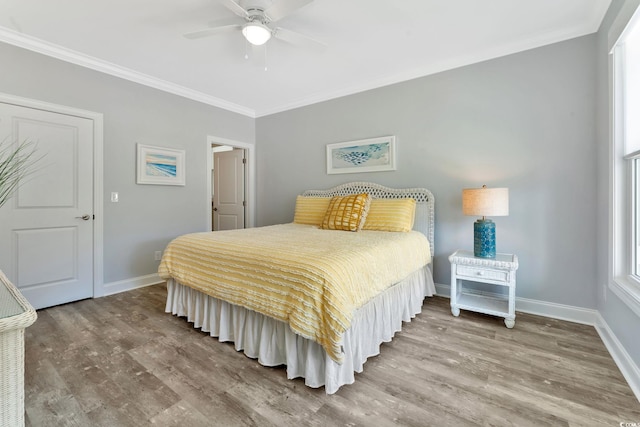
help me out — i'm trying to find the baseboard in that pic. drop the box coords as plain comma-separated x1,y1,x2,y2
435,282,640,402
434,282,451,299
594,312,640,402
513,297,599,325
102,273,163,296
434,283,597,325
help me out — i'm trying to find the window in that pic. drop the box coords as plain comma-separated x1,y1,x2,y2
612,8,640,316
632,157,640,276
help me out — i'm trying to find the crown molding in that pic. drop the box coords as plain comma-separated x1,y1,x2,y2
0,27,256,118
0,4,607,120
254,20,605,117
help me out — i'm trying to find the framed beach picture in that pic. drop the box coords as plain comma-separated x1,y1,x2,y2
136,144,185,186
326,136,396,174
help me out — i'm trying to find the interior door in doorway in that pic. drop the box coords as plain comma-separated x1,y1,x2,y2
0,102,94,309
213,149,245,231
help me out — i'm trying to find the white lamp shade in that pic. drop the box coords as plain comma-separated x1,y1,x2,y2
242,23,272,45
462,187,509,217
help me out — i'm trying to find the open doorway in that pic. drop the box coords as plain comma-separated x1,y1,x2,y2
206,136,255,231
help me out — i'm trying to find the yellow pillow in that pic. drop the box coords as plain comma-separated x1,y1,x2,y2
321,193,371,232
293,196,331,226
362,198,416,232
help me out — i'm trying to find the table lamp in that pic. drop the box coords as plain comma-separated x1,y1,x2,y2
462,185,509,258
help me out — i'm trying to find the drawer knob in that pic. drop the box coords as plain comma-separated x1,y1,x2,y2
477,271,484,276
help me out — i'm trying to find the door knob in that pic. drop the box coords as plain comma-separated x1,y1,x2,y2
75,214,91,220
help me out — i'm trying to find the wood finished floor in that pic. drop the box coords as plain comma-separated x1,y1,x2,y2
24,284,640,426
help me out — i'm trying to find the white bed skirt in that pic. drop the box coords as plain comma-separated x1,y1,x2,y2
165,265,435,394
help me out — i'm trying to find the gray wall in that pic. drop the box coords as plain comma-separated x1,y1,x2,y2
596,0,640,369
256,35,598,308
0,31,604,312
0,41,255,284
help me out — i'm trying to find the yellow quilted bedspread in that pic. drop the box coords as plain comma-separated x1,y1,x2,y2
158,223,431,362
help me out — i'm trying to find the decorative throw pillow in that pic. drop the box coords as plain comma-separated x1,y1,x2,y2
293,196,332,226
321,193,371,231
362,198,416,232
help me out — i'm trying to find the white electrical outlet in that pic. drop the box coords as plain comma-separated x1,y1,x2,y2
111,192,119,203
155,251,162,261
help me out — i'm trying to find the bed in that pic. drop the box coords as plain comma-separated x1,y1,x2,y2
159,181,435,394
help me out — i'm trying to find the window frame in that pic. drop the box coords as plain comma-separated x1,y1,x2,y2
611,32,640,318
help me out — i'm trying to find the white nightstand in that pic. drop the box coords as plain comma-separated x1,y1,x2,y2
448,249,519,328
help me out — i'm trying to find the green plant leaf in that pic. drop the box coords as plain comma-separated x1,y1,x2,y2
0,138,41,208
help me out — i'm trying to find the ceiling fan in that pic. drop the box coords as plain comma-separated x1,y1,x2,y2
184,0,324,49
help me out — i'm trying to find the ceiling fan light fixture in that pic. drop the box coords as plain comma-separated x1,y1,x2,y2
242,22,272,45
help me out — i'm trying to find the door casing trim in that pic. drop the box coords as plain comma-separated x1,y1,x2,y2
207,135,255,230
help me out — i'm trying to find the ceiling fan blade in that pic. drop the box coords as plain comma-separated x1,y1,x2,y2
274,27,326,50
184,24,241,39
206,17,245,28
218,0,249,18
264,0,313,22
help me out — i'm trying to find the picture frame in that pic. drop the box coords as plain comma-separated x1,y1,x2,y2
326,136,396,174
136,143,186,186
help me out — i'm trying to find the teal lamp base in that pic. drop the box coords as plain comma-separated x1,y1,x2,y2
474,219,496,258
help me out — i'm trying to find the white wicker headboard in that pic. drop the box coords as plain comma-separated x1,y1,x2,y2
302,182,435,258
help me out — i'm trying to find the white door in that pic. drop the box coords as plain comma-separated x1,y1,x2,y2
0,103,94,309
213,149,245,231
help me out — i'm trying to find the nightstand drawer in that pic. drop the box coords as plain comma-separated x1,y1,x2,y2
456,265,508,282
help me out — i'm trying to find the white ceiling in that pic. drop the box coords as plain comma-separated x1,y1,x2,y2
0,0,611,117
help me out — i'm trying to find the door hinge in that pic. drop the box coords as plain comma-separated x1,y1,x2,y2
242,158,247,164
243,201,246,207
